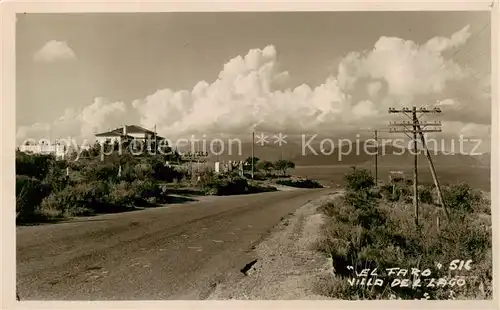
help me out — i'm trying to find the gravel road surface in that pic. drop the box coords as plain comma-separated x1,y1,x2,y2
17,188,334,300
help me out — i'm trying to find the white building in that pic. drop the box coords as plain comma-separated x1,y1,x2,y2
18,141,67,159
95,125,165,147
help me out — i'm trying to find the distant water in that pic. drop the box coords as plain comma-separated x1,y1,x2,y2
292,165,491,192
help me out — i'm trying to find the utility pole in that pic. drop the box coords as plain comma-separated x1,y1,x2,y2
374,129,378,184
388,106,444,227
251,131,255,180
217,142,220,163
412,107,418,226
154,124,157,154
414,118,449,220
360,128,390,184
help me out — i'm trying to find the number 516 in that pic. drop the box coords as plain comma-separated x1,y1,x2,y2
449,259,473,271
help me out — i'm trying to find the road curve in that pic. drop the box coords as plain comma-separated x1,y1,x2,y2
17,188,334,300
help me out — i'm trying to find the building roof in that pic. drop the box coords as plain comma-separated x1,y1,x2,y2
122,125,155,134
95,125,165,140
95,125,156,136
95,131,122,137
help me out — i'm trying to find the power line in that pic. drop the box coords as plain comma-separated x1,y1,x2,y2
388,106,448,227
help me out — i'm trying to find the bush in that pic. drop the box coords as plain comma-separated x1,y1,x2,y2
81,161,119,183
276,178,323,188
418,184,434,204
247,181,278,194
106,181,138,208
148,159,184,182
15,146,189,224
201,175,249,196
16,152,54,180
132,179,162,200
344,167,374,192
195,169,218,187
443,183,481,214
274,159,295,176
317,180,492,300
244,156,260,172
16,175,51,223
40,181,111,217
42,162,69,193
379,183,412,202
256,160,274,176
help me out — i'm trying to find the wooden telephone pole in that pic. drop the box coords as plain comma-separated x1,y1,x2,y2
414,118,449,220
360,128,391,185
388,107,445,226
251,131,255,180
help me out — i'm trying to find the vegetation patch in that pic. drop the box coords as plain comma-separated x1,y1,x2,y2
275,178,323,188
315,166,492,300
16,143,320,224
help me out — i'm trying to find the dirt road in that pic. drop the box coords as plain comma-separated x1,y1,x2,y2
17,188,334,300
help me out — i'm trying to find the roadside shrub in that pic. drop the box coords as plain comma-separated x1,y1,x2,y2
276,178,323,188
380,183,412,202
256,160,275,176
132,179,162,200
201,176,249,196
344,167,374,192
40,191,91,217
243,156,260,172
194,169,218,187
317,180,492,300
247,181,278,194
106,181,137,208
16,152,54,180
443,183,481,215
39,181,111,217
474,191,491,215
16,175,50,223
379,184,394,200
81,161,119,183
418,184,434,204
149,159,184,182
42,162,69,193
343,189,377,211
274,159,295,176
133,162,153,180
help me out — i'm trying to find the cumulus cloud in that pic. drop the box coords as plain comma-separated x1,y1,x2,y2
425,25,471,53
367,81,383,98
16,97,131,144
132,45,367,139
337,30,470,99
33,40,77,62
18,24,490,151
16,123,51,141
77,98,129,139
131,25,481,140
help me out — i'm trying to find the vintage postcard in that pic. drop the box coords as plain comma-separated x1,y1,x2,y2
2,0,499,309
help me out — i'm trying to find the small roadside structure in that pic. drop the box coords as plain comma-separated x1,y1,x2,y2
389,170,406,183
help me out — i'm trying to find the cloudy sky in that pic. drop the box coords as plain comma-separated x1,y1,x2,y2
16,12,491,152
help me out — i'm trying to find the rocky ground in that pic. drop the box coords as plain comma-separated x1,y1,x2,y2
207,192,341,300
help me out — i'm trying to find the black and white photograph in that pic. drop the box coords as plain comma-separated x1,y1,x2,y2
4,1,498,304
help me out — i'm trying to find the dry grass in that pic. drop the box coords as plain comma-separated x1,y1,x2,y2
314,169,492,300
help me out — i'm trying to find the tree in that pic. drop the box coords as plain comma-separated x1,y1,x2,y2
274,159,295,176
88,141,103,157
256,160,274,176
16,151,54,180
244,156,260,171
